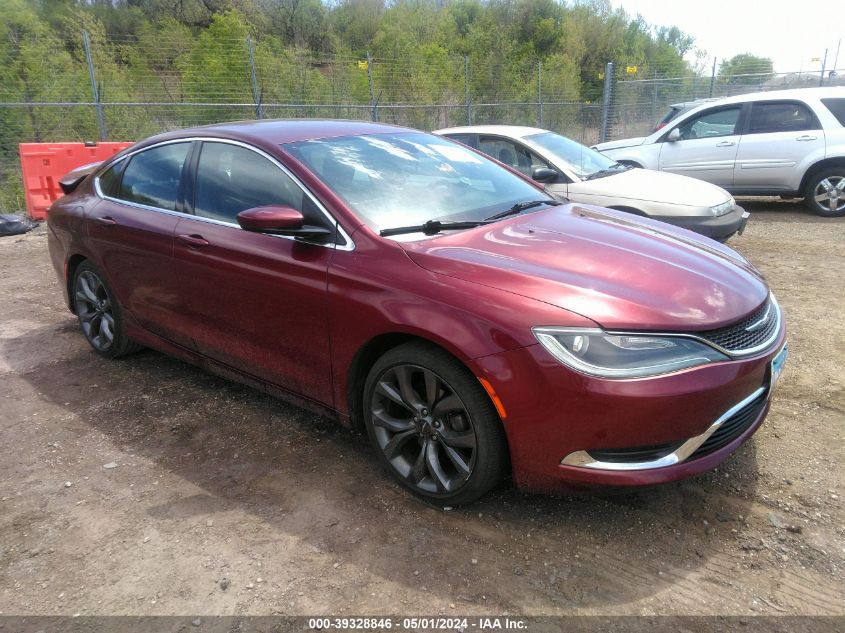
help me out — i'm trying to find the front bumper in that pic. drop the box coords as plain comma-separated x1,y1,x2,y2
653,206,749,242
469,324,786,493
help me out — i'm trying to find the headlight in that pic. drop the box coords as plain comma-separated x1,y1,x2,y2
532,327,729,378
710,199,735,217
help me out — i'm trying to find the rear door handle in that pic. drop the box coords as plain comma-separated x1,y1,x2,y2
796,135,817,141
177,234,210,248
94,216,117,226
715,141,735,147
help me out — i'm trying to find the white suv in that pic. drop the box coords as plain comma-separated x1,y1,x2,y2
594,87,845,217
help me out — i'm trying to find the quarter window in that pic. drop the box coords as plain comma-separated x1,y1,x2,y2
97,160,126,197
821,98,845,126
193,142,308,224
748,102,819,134
117,142,191,211
675,107,741,140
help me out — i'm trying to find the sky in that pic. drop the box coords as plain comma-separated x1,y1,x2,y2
612,0,843,73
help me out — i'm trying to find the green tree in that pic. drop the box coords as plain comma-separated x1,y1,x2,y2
719,54,774,84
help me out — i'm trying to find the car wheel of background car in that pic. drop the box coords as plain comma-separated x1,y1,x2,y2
805,168,845,217
363,342,509,506
72,261,142,358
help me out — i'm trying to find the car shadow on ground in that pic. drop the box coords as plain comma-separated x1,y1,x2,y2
5,321,762,611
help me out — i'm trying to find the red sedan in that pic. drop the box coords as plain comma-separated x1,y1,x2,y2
47,120,787,505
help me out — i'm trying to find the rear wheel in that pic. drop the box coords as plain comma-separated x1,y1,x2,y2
72,261,141,358
363,342,508,506
804,169,845,217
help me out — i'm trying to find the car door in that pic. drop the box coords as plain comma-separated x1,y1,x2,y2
733,100,825,191
87,141,192,342
172,139,337,404
658,104,744,186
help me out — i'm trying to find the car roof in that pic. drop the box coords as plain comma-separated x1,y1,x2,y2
685,86,845,108
135,119,416,148
434,125,548,139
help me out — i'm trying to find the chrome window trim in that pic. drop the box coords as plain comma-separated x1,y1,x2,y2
93,136,355,252
561,384,769,471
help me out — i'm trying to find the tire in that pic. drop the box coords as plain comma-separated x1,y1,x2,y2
72,261,142,358
804,168,845,217
362,342,509,506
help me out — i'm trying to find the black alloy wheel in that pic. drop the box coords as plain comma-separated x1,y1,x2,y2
364,342,508,505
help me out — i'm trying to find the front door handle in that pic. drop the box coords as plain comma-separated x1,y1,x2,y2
177,234,210,248
796,135,818,141
716,140,735,147
94,216,117,226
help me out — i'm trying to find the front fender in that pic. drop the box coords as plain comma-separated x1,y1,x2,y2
327,231,597,415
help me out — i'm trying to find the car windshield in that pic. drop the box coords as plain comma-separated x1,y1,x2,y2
525,131,619,179
284,132,552,235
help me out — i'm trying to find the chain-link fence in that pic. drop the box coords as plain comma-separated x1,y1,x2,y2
607,60,845,141
2,30,842,215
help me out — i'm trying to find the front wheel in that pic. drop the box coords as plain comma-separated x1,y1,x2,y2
363,342,509,506
804,169,845,217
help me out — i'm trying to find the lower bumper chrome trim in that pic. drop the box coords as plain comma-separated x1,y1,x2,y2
560,385,768,471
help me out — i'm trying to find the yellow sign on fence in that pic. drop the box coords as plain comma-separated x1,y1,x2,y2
357,60,368,70
626,65,638,74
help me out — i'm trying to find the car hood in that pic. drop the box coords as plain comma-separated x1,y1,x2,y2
568,168,731,208
400,204,768,331
593,136,647,151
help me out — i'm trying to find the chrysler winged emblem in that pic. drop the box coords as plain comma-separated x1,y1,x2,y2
745,304,771,333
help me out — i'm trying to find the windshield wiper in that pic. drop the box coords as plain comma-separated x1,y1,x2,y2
483,199,561,222
379,219,488,237
585,163,630,181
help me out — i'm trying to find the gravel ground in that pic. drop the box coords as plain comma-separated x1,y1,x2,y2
0,200,843,618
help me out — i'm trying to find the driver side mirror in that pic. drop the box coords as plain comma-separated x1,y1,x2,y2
237,205,332,240
667,128,682,142
531,167,559,184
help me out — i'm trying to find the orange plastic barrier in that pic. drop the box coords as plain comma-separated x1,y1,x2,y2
19,141,134,220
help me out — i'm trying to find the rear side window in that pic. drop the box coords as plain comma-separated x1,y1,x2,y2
193,142,308,224
655,106,682,130
445,133,478,148
821,98,845,126
118,143,191,211
748,102,820,134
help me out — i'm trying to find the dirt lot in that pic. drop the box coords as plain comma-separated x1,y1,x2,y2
0,200,843,618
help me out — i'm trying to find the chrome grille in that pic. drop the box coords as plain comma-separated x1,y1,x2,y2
698,297,779,354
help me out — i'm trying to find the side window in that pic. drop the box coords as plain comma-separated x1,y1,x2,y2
97,159,126,197
118,143,191,210
194,142,307,224
676,107,741,140
478,137,549,176
748,102,819,134
117,142,191,211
